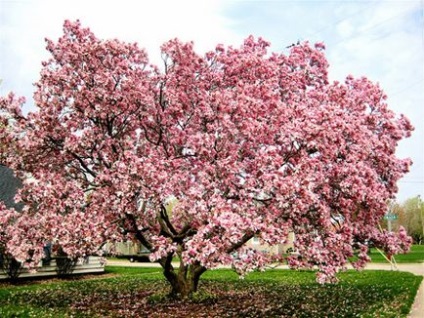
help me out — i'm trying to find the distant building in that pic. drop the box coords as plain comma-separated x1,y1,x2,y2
0,164,23,211
246,232,296,256
0,165,105,279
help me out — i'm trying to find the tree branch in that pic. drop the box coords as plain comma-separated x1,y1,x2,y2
124,213,152,250
157,204,178,238
226,232,255,254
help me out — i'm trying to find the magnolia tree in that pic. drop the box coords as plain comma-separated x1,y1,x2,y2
0,21,413,297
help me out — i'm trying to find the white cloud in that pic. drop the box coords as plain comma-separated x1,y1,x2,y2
0,0,239,99
336,20,355,38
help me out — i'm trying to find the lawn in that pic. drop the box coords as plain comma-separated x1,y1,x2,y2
369,245,424,263
0,267,422,317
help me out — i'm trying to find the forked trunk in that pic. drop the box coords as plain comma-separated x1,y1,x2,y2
160,256,206,299
168,272,200,298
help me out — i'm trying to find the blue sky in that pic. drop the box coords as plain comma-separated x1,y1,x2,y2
0,0,423,202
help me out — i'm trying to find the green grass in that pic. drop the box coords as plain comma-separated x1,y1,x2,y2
369,245,424,263
0,266,422,317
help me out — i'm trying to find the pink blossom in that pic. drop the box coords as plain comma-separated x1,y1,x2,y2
0,20,413,287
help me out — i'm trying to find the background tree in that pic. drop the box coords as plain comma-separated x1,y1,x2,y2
0,20,413,298
405,196,424,243
382,197,423,244
392,197,423,244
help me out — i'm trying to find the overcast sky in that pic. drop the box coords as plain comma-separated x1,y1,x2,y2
0,0,423,202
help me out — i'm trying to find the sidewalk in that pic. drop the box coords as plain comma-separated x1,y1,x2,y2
107,259,424,317
409,278,424,318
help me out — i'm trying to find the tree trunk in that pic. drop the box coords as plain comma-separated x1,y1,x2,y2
160,256,206,299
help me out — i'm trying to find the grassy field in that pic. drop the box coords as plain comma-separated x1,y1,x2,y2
369,245,424,263
0,266,422,317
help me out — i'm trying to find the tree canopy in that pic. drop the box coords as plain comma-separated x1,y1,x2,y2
0,20,413,297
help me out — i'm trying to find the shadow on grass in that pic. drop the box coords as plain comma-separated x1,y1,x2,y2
0,267,422,317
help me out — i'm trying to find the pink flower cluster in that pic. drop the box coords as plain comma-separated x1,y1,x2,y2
0,20,413,282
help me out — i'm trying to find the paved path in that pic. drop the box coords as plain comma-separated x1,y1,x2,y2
409,278,424,318
107,260,424,317
107,259,424,274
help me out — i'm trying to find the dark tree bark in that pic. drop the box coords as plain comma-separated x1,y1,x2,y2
159,254,206,299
